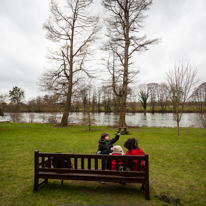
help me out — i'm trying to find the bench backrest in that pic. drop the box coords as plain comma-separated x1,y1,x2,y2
35,150,149,177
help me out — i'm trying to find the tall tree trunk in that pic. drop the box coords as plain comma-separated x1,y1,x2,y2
89,112,91,131
173,101,176,113
151,103,155,114
118,7,129,128
119,91,127,127
177,121,180,136
61,36,73,126
61,87,72,126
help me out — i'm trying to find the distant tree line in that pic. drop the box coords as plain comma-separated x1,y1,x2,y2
1,82,205,115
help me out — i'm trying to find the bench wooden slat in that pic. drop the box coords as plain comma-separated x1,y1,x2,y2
123,159,126,171
88,158,91,170
108,159,112,170
37,153,145,161
48,157,51,168
102,158,105,170
54,157,58,168
130,159,134,171
38,173,146,183
42,157,45,168
67,158,71,169
116,159,119,171
138,160,141,171
38,168,146,177
95,158,98,170
61,158,64,168
38,172,146,180
74,158,77,169
81,158,84,169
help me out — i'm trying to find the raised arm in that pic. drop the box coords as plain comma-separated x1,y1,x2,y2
110,133,121,144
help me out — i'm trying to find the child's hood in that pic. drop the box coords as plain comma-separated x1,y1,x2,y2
110,145,124,155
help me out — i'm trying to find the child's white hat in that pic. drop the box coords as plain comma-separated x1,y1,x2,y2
110,145,124,155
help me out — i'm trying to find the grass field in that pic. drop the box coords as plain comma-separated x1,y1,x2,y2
0,123,205,206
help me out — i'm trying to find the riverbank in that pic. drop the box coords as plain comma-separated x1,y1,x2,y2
0,123,205,206
1,105,198,114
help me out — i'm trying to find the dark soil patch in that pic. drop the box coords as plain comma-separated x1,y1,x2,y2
156,192,181,205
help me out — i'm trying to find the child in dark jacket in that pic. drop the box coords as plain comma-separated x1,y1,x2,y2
124,138,145,171
109,145,124,170
97,132,121,155
97,132,121,184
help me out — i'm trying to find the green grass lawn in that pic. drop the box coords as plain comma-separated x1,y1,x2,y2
0,123,206,206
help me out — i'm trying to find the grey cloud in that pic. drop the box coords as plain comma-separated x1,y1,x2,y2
0,0,205,100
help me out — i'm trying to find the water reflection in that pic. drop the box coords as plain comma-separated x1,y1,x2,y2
0,112,199,127
8,113,23,123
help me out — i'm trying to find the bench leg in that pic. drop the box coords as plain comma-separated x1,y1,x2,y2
145,180,150,200
33,176,38,192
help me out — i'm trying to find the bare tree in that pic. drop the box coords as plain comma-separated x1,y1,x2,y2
97,87,102,112
0,93,8,116
0,108,3,116
81,85,95,130
92,88,97,112
190,82,206,128
102,0,160,127
101,85,113,112
39,0,101,126
147,83,158,114
156,83,170,113
127,87,138,113
78,84,90,111
165,60,199,136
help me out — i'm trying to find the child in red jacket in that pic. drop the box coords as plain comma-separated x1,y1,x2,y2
110,145,124,170
124,138,145,171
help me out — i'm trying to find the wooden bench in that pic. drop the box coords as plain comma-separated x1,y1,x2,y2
33,150,150,200
117,127,129,134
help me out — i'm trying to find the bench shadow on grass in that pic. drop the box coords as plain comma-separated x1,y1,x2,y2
35,180,147,205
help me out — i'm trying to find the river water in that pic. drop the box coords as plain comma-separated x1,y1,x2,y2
0,112,200,127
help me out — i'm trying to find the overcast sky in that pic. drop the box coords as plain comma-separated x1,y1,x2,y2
0,0,205,101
